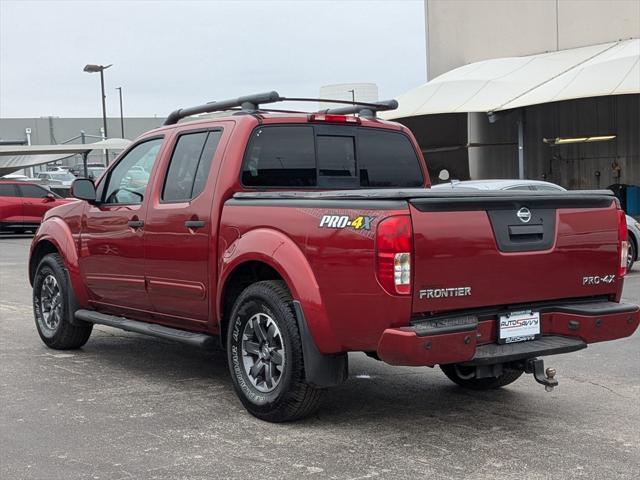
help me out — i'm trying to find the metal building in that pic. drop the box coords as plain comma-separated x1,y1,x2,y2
0,117,163,169
387,0,640,192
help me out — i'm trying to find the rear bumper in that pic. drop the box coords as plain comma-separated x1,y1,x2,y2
377,301,640,367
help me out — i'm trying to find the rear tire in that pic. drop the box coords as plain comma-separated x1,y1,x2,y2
440,364,523,390
33,253,93,349
628,237,636,271
227,280,325,422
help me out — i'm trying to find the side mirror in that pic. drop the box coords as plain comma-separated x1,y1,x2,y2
71,178,97,203
44,193,56,202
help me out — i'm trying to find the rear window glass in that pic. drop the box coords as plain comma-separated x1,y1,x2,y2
243,126,316,187
241,125,423,188
358,129,424,188
317,135,356,178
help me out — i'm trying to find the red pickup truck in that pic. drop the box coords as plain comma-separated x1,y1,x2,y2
29,92,639,422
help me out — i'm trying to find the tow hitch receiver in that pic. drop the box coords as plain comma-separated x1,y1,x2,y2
525,358,558,392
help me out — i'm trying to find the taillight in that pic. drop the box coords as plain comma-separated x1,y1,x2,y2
618,209,628,277
307,114,361,124
376,215,412,295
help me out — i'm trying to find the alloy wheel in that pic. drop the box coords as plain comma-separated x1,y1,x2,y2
241,312,285,393
39,274,62,332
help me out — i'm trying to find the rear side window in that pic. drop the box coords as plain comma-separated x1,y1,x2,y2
0,184,18,197
241,125,423,188
358,130,424,188
18,184,49,198
242,126,316,187
192,131,222,198
163,130,222,202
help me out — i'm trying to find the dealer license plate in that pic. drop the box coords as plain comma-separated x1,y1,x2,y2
498,310,540,344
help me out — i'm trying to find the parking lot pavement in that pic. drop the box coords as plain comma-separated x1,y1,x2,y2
0,235,638,480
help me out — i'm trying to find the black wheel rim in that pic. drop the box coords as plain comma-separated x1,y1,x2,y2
241,312,285,393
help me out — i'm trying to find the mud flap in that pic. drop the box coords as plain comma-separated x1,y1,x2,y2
292,300,348,387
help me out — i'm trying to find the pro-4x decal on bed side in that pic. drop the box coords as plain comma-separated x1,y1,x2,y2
296,208,379,239
318,214,374,231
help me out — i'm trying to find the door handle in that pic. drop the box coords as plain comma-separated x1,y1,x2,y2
128,218,144,229
185,220,205,229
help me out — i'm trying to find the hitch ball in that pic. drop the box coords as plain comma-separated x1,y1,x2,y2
525,358,559,391
545,367,557,392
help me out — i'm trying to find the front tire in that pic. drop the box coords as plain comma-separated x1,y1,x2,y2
33,253,93,349
440,363,523,390
227,280,325,422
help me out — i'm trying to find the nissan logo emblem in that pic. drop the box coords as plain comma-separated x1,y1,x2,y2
517,207,532,223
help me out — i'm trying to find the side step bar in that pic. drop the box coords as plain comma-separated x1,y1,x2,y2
75,309,218,349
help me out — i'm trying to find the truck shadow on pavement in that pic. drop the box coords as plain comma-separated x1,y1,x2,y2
78,330,552,429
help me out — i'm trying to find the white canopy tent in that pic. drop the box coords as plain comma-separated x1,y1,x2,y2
383,38,639,180
0,138,131,177
383,38,639,119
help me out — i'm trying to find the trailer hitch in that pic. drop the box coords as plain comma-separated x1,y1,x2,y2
524,358,558,392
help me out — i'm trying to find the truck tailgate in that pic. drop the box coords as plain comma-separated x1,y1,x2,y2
409,193,621,314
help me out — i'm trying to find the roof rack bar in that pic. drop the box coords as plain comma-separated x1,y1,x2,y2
319,99,398,118
164,91,282,125
163,93,399,125
282,96,399,118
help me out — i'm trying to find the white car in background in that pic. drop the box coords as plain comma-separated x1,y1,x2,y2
36,171,76,188
432,179,639,271
46,166,72,173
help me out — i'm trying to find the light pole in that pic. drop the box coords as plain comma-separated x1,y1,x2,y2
116,86,125,138
83,63,112,164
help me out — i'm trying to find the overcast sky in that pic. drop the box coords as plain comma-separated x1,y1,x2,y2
0,0,426,118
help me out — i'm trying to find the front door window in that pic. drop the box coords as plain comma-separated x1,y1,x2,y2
102,139,163,205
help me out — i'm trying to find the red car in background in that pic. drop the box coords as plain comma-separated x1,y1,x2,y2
0,181,72,233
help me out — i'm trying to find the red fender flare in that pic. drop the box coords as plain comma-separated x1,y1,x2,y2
218,228,340,354
30,216,90,306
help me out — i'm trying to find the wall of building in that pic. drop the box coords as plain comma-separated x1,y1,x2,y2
422,0,639,190
426,0,640,79
469,94,640,189
468,110,520,179
0,117,164,166
396,113,470,183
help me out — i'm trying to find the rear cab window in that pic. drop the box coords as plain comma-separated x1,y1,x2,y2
242,125,423,189
242,126,316,187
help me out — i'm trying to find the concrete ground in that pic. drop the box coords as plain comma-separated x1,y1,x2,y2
1,235,639,480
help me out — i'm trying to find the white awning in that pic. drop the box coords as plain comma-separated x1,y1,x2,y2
0,138,131,156
0,138,131,177
384,38,639,119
